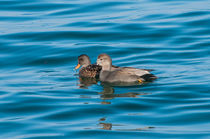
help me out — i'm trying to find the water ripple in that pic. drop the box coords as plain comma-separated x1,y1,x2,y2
0,0,210,138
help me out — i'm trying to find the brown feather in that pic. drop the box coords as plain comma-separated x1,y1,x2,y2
79,64,102,78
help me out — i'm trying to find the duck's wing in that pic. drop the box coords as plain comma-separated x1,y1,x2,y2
117,68,157,82
118,67,150,77
111,65,154,72
122,67,154,71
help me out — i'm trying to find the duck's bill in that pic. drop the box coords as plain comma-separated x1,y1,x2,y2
75,64,81,69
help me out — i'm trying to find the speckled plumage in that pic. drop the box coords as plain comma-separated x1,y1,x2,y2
79,64,102,78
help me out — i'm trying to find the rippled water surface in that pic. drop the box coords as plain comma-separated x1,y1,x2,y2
1,0,210,138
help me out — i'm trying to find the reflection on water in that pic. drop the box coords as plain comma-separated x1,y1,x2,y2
99,84,149,100
99,123,112,130
77,76,149,103
77,76,99,89
115,126,155,131
98,117,155,131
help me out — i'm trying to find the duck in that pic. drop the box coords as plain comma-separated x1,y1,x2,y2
97,53,157,83
75,54,102,78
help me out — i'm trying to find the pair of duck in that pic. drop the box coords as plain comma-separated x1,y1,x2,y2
75,54,157,84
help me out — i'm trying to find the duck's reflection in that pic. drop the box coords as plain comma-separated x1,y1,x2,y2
77,76,99,89
77,77,149,104
98,117,154,131
99,83,149,102
99,123,112,130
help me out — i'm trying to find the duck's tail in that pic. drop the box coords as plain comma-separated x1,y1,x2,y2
141,74,158,82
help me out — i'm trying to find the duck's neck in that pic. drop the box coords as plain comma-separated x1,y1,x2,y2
82,60,91,68
102,64,111,71
82,64,89,68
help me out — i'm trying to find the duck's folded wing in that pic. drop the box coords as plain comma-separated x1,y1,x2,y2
118,67,150,76
111,65,154,72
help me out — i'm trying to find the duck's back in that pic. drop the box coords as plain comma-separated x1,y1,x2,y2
79,64,102,78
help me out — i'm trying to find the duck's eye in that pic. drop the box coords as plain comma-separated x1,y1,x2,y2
100,59,103,61
79,58,83,62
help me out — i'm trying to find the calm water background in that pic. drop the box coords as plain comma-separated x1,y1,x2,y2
0,0,210,138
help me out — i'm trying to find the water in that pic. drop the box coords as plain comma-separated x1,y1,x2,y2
0,0,210,138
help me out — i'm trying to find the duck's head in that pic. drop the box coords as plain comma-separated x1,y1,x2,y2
75,54,91,70
97,53,112,71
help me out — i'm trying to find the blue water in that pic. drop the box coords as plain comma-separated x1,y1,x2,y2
1,0,210,138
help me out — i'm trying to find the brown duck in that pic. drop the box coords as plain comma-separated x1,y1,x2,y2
75,54,102,78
